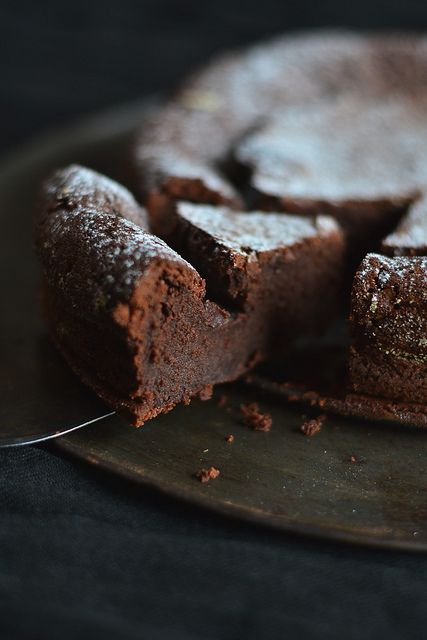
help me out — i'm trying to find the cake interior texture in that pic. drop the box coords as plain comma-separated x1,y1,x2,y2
36,32,427,426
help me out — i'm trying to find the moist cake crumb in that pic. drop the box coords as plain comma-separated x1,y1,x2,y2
240,402,272,432
300,414,326,436
195,466,220,483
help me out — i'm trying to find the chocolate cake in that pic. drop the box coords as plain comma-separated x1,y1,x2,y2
37,32,427,427
36,165,344,425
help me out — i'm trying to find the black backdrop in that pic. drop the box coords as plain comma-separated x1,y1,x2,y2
2,1,427,639
3,0,427,152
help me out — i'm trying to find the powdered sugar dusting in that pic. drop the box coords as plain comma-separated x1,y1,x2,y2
37,166,200,315
237,97,427,202
42,164,149,229
353,253,427,361
134,32,427,204
177,202,339,254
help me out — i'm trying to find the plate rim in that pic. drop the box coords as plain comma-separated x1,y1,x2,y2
56,434,427,553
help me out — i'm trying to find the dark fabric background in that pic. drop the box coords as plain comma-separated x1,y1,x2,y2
2,2,427,638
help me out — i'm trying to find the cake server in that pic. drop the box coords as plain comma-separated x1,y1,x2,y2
0,336,114,447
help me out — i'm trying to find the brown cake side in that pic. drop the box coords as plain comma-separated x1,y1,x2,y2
36,165,345,425
349,254,427,404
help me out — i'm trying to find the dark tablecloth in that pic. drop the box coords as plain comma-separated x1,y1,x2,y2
2,2,427,638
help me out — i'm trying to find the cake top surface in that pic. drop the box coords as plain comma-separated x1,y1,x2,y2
37,166,204,315
133,32,427,202
176,202,339,255
42,164,148,229
236,97,427,203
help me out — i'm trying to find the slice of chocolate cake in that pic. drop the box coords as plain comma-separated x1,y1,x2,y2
131,33,427,202
36,165,345,425
37,168,238,424
349,254,427,405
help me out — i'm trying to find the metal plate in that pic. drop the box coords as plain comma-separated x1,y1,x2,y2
2,100,427,550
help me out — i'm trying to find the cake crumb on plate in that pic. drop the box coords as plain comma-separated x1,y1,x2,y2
300,414,326,436
195,466,220,483
240,403,272,432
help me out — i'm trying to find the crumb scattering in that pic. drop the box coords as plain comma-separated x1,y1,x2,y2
225,434,235,443
240,402,272,432
300,414,326,436
195,466,220,483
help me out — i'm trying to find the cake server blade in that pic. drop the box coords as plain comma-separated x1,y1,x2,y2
0,337,114,448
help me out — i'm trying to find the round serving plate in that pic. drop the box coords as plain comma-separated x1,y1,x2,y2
2,99,427,551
